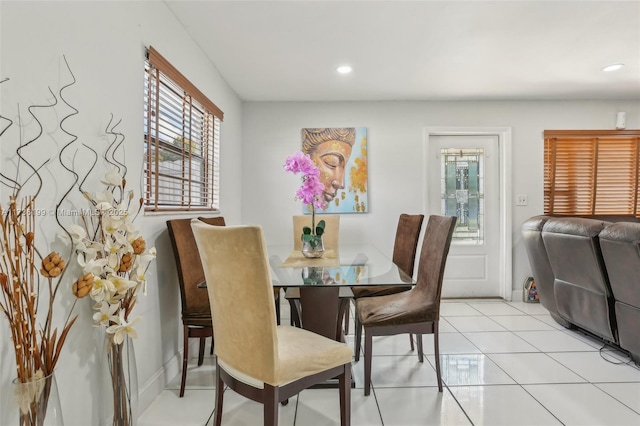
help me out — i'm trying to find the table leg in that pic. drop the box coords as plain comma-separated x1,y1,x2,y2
298,287,355,389
299,286,340,340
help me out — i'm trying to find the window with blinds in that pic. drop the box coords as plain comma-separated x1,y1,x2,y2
144,46,224,211
544,130,640,216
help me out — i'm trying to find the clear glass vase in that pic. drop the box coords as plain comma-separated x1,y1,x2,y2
100,333,138,426
301,235,325,258
2,371,64,426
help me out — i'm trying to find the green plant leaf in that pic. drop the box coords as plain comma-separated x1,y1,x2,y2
302,226,312,235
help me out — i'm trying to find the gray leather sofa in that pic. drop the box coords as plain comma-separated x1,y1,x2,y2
522,215,639,364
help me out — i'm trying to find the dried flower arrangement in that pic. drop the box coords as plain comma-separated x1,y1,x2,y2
67,115,156,426
0,61,79,425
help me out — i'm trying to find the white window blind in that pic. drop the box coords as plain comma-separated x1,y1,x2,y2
144,46,223,211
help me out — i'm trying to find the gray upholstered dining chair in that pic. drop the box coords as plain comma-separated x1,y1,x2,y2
355,215,456,395
352,213,424,357
191,221,352,426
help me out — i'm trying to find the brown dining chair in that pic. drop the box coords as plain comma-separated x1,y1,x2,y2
191,222,352,426
355,215,456,395
166,216,225,397
352,213,424,358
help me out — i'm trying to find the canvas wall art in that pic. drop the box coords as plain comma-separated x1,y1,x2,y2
301,127,368,214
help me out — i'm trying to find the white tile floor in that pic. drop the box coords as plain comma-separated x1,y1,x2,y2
139,299,640,425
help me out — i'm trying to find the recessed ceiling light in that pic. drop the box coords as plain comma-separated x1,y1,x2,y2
602,63,624,72
336,65,352,74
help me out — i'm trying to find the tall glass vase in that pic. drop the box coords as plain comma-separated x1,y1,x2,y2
100,334,138,426
2,371,64,426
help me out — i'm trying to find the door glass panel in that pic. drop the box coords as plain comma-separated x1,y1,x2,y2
440,148,484,244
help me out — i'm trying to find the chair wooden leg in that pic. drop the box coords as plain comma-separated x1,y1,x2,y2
214,360,224,426
364,328,373,396
198,337,206,366
409,333,415,351
343,302,350,335
210,336,214,355
354,315,362,362
180,325,189,397
434,321,443,392
339,363,351,426
416,333,424,363
275,293,281,325
264,384,279,426
289,298,301,328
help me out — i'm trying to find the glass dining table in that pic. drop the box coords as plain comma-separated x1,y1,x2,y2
268,244,414,342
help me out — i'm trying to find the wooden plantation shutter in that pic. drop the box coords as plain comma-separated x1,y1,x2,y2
144,46,224,211
544,130,640,216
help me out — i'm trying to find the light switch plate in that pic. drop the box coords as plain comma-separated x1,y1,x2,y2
516,194,528,206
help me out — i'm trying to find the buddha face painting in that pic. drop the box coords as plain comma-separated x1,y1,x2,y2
301,127,368,213
310,140,353,203
302,128,355,205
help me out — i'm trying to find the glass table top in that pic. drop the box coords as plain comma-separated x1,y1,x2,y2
268,244,414,287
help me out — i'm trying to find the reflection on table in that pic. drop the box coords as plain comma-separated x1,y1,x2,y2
268,244,414,342
268,244,413,288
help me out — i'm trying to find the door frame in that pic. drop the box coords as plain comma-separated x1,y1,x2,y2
423,127,513,301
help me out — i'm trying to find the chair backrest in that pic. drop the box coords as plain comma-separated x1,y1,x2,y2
292,214,340,250
191,221,278,384
392,214,425,276
415,215,457,313
166,216,225,324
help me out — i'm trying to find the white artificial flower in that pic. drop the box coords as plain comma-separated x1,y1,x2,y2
67,224,87,244
91,276,116,303
96,201,114,212
131,267,148,295
94,190,114,205
112,231,131,250
103,238,124,269
101,170,123,187
93,301,120,326
106,314,142,345
110,274,137,295
126,231,141,245
137,248,157,268
103,215,125,235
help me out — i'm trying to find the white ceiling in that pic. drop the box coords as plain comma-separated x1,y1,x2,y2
164,0,640,102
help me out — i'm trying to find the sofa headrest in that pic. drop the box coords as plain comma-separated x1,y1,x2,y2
599,222,640,244
542,217,609,238
522,215,552,232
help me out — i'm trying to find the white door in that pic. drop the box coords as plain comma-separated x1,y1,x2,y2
428,134,501,298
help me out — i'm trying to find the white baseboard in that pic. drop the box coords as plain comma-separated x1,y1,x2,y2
512,289,524,302
138,350,182,415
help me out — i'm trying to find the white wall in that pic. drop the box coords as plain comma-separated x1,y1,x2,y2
0,1,242,424
241,100,640,295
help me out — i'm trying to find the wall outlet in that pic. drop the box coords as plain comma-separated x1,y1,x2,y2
516,194,528,206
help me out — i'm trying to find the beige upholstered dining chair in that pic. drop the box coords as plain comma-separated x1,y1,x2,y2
355,215,456,395
191,221,353,426
352,213,424,357
292,214,341,250
287,214,349,329
166,216,225,397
